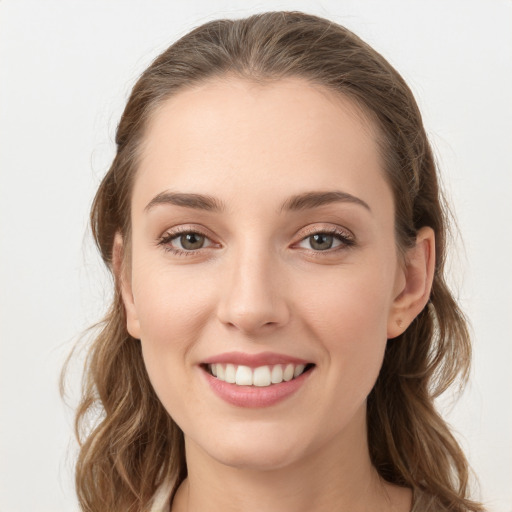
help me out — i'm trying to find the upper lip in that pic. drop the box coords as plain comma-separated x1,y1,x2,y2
202,351,311,368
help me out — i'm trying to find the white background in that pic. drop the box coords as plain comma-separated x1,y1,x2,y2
0,1,511,511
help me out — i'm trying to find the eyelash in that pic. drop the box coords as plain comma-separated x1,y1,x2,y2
157,226,355,257
157,226,213,257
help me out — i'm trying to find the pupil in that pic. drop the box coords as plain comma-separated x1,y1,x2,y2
181,233,204,250
311,234,333,250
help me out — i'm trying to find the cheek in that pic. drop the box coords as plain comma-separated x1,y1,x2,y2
129,261,215,406
295,265,393,394
131,259,213,343
297,263,394,342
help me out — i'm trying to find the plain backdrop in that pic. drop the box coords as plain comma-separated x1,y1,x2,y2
1,1,511,511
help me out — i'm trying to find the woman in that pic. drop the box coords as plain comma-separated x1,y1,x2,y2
69,11,485,512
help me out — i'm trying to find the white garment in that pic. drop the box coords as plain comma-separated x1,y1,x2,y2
147,479,443,512
148,477,174,512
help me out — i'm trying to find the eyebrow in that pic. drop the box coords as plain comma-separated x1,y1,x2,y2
145,191,225,212
144,190,371,214
280,190,371,213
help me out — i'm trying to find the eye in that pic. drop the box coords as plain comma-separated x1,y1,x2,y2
158,229,215,254
296,229,355,251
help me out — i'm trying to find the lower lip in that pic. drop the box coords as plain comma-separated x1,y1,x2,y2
202,367,313,408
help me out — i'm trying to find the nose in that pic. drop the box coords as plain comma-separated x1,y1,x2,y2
216,245,290,335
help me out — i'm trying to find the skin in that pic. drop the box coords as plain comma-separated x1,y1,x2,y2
116,77,435,512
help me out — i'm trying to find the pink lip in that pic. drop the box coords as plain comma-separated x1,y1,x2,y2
201,364,314,408
202,351,310,368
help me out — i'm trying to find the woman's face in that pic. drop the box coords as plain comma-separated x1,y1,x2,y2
121,77,409,470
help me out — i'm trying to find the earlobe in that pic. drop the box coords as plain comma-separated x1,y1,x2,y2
113,233,141,339
387,227,435,339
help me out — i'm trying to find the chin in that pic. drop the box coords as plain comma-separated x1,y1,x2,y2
189,426,312,472
211,444,303,471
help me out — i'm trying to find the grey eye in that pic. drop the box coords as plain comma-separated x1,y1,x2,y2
179,233,206,250
297,231,351,252
308,233,335,251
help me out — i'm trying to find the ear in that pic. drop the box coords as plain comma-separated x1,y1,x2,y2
387,226,435,339
113,232,141,339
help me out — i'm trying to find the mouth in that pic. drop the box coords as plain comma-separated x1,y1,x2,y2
201,362,315,387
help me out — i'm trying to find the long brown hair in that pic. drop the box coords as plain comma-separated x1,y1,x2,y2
64,11,484,511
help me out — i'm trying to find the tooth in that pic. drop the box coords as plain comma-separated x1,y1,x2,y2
253,366,271,387
225,364,236,383
271,365,283,384
283,364,294,381
235,365,253,385
293,364,306,378
211,361,309,386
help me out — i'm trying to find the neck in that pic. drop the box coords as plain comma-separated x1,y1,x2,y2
171,408,411,512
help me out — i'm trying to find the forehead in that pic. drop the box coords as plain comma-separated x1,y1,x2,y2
133,76,390,216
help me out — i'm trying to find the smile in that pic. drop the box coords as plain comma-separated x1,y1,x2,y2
200,353,316,408
206,363,313,387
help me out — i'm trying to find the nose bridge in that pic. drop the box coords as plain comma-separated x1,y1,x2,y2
217,236,289,334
